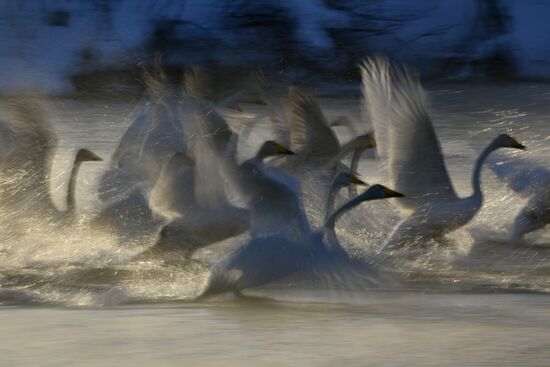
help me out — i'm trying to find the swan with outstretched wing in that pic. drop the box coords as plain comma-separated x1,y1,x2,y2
361,57,526,250
0,97,102,224
200,166,401,298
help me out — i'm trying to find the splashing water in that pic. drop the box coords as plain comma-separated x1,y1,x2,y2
0,84,550,366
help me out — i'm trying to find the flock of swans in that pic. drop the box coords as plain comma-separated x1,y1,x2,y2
0,56,548,299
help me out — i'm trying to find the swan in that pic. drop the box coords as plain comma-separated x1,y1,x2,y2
142,140,294,259
231,140,309,241
487,154,550,241
93,65,185,237
200,182,402,298
269,87,376,226
139,75,259,256
148,152,196,221
360,57,527,250
142,151,249,258
0,98,103,222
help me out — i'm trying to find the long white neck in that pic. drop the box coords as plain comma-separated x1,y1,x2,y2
324,190,376,232
468,140,499,206
66,158,83,215
326,137,366,169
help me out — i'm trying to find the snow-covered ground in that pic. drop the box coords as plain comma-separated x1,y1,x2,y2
1,0,549,93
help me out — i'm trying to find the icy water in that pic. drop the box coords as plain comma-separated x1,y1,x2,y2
1,83,550,366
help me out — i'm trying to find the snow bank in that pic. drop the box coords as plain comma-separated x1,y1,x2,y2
0,0,549,93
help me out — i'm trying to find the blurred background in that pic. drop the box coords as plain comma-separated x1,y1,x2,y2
1,0,549,94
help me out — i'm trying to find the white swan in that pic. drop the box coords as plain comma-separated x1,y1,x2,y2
93,66,185,237
200,182,402,297
0,98,102,222
148,152,196,221
361,57,527,250
137,73,259,256
142,140,294,260
229,140,305,240
488,154,550,241
143,152,249,258
269,87,376,226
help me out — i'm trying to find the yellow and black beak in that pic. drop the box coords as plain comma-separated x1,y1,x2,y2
382,186,404,198
275,142,294,155
350,174,367,186
510,137,526,150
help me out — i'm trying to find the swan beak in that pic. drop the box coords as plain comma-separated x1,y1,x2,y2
275,143,294,155
357,133,376,148
78,148,103,162
382,186,404,198
350,175,367,186
89,153,103,162
510,138,526,150
366,135,377,148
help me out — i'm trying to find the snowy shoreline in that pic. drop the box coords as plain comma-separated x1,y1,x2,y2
1,1,549,94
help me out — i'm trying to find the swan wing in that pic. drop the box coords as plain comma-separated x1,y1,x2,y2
363,57,457,210
487,153,550,197
148,158,196,220
270,115,291,149
361,57,391,165
99,99,185,201
110,102,152,168
302,238,380,290
4,97,57,191
288,87,339,158
186,100,239,210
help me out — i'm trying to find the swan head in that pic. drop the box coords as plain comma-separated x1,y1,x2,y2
256,140,294,160
75,148,102,163
493,134,526,150
354,132,376,149
361,184,404,200
323,183,404,230
331,172,367,190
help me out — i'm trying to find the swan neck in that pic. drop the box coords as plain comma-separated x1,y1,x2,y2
324,191,371,231
470,141,496,201
66,158,82,214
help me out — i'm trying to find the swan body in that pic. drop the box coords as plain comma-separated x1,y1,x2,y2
233,141,309,241
145,141,294,259
144,95,252,256
0,98,102,222
488,154,550,241
94,70,185,237
148,152,196,220
270,88,376,226
145,152,249,257
361,57,526,250
201,174,400,297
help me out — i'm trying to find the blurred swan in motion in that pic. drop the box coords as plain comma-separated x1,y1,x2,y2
269,87,376,225
200,169,401,298
93,64,184,238
488,154,550,241
0,98,102,222
361,57,527,250
143,151,249,258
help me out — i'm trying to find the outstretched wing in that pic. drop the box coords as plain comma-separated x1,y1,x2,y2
288,87,339,159
487,153,550,197
362,57,457,210
361,57,391,164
